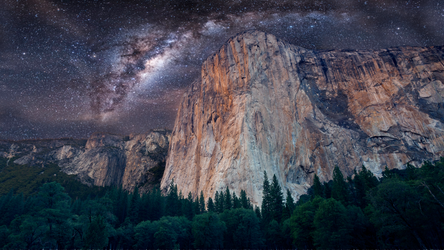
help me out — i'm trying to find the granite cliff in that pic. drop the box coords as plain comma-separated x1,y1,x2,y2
161,30,444,205
0,130,170,192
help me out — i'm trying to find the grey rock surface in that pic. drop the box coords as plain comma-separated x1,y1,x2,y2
0,130,170,192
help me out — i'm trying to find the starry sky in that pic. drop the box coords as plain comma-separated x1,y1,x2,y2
1,0,443,140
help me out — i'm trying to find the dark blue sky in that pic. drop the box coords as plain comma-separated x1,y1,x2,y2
1,0,443,140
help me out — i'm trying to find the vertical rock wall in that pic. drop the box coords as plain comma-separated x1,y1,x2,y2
161,30,444,205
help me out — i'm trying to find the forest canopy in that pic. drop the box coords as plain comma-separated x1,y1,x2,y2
0,158,442,249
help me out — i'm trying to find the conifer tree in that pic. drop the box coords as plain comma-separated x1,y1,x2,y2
138,192,150,222
150,188,163,220
214,191,221,213
199,191,206,213
324,181,332,198
270,174,284,223
261,171,272,225
207,197,215,213
183,192,194,220
232,192,241,209
331,166,349,204
406,163,417,180
217,191,225,213
224,187,232,210
255,206,261,220
282,189,295,221
353,166,378,207
240,190,251,209
36,182,72,249
193,194,200,215
313,174,323,197
129,186,139,224
360,166,379,189
166,180,179,216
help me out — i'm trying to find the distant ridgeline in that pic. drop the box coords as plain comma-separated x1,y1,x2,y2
0,156,111,198
0,158,442,249
0,130,171,194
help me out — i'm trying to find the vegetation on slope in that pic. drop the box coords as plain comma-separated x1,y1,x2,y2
0,157,442,249
0,157,110,199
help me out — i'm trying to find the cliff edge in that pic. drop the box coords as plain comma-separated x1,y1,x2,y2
161,30,444,205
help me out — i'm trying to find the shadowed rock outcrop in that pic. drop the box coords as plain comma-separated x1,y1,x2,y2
0,130,170,192
161,30,444,205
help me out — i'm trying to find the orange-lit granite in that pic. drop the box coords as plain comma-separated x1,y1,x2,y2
161,30,444,205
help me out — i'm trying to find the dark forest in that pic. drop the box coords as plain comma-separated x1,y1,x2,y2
0,158,443,249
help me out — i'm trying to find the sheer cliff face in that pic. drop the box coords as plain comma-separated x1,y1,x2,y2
1,130,170,192
63,131,170,191
161,30,444,204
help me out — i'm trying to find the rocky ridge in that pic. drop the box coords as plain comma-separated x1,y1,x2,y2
0,130,170,192
161,30,444,205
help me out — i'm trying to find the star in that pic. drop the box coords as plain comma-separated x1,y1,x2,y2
0,0,443,140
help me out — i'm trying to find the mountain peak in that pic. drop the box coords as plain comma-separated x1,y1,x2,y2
162,31,444,205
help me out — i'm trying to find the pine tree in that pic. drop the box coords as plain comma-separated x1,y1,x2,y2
270,174,284,223
313,174,323,197
224,187,232,210
406,163,417,180
129,186,140,224
214,191,221,213
199,191,206,213
214,191,225,213
193,195,200,216
207,197,215,213
138,192,150,222
331,166,349,204
360,166,379,189
353,166,378,208
232,192,241,209
183,192,194,220
282,189,295,221
217,191,225,213
261,171,272,225
36,182,72,249
324,181,332,198
115,188,128,223
255,206,261,220
166,180,179,216
240,190,251,209
150,188,163,220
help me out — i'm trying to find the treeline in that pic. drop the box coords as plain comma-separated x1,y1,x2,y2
0,159,443,249
0,158,111,198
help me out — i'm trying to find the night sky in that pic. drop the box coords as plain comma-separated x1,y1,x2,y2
1,0,443,140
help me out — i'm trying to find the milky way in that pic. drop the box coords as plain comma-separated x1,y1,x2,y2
1,0,443,140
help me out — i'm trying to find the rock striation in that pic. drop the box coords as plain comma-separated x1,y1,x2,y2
161,30,444,205
0,130,170,192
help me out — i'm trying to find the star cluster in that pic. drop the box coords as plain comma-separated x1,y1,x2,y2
1,0,443,140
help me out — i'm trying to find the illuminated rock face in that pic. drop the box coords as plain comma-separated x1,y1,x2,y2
161,30,444,205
